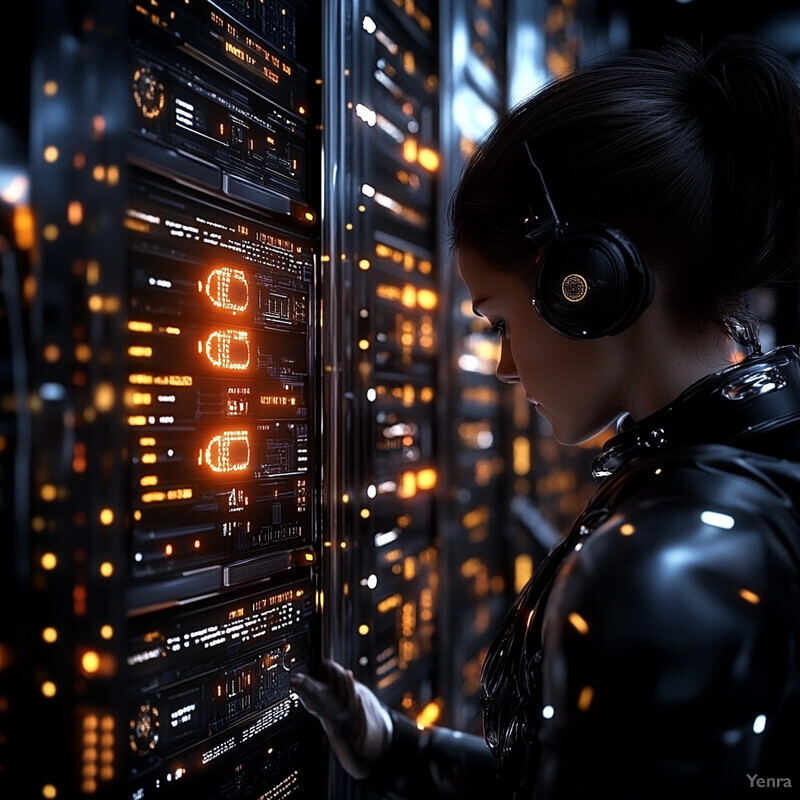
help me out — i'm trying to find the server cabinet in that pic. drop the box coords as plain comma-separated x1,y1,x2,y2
323,0,443,727
15,1,324,797
436,0,518,736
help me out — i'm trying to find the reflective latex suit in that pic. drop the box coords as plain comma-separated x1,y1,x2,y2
367,345,800,799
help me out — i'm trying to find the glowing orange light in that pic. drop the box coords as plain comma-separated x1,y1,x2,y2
12,205,34,250
141,491,166,503
739,588,761,604
416,289,437,310
568,612,589,634
416,468,437,491
402,138,418,164
204,329,250,370
577,685,594,711
416,700,441,729
67,201,83,226
204,267,249,313
204,430,250,473
399,471,417,499
81,651,100,674
417,147,440,171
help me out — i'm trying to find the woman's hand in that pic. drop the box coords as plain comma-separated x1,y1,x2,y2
290,659,393,780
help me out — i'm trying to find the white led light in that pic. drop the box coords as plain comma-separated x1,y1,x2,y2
542,705,555,719
700,510,735,529
40,382,65,401
355,103,377,127
362,15,377,33
374,529,399,547
753,714,767,734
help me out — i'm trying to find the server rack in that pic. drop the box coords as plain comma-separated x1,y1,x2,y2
323,0,443,746
436,0,518,736
323,1,527,774
16,1,325,797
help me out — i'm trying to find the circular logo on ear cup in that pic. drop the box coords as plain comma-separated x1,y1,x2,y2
561,273,588,302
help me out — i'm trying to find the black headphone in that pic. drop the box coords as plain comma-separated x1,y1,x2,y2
524,142,654,339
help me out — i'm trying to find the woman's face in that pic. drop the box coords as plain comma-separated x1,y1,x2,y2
457,247,630,446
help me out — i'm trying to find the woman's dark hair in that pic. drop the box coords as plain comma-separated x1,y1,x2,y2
449,34,800,342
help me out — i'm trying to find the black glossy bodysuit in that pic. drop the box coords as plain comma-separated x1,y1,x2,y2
368,346,800,799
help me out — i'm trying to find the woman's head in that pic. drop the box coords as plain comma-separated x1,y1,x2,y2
450,34,800,344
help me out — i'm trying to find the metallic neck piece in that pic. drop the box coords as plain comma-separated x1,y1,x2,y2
592,345,800,479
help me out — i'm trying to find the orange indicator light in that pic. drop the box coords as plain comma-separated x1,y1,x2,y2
416,289,437,310
128,321,153,332
204,267,249,313
81,651,100,674
204,329,250,370
204,430,250,473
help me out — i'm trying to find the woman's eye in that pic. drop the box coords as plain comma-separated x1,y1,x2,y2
484,321,507,339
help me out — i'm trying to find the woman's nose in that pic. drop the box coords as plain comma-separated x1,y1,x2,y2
495,338,520,384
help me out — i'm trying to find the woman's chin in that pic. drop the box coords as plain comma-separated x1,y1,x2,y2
546,415,616,448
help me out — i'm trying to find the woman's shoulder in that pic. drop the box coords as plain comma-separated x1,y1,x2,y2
588,441,800,570
538,449,800,723
550,446,800,648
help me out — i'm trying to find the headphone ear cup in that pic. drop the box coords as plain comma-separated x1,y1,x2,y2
533,223,654,339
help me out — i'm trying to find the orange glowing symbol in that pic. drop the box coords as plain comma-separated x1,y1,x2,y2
204,430,250,473
204,329,250,370
204,267,249,313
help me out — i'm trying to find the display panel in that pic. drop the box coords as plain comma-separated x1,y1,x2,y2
128,0,314,223
124,179,314,601
128,578,315,795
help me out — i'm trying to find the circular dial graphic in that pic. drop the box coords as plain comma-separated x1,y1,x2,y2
132,67,166,120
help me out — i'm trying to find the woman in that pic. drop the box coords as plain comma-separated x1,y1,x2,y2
291,34,800,798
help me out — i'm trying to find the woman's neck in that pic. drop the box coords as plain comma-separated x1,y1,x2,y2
623,314,737,424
